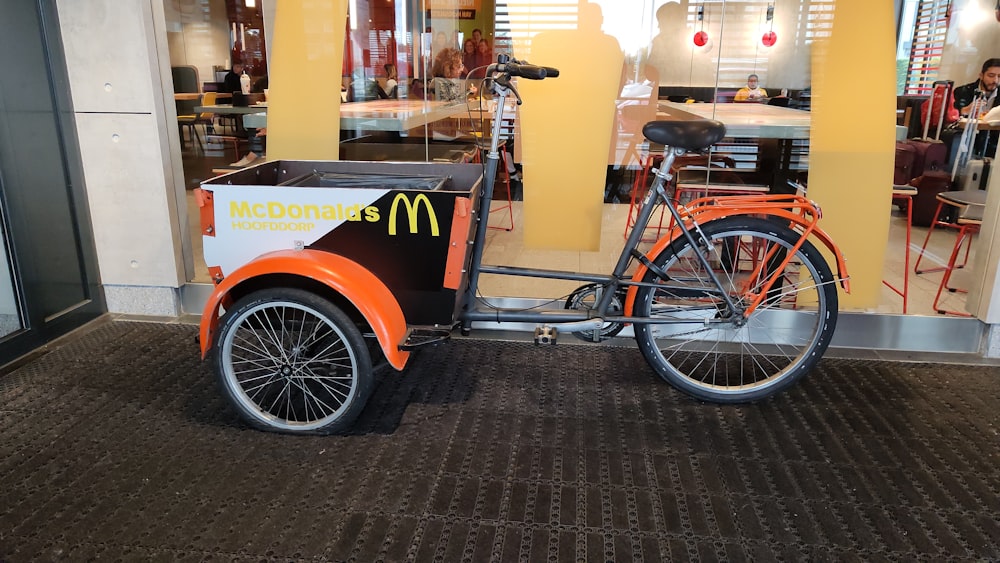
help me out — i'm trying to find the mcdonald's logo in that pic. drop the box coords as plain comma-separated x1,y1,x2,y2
388,193,439,236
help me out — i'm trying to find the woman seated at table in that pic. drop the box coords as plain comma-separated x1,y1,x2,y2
432,47,477,103
734,74,768,102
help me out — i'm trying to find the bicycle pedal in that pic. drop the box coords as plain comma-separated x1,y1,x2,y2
533,326,557,345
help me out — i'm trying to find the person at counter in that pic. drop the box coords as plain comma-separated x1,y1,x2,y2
432,47,477,101
734,74,767,102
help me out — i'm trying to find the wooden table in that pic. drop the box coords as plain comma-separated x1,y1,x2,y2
194,103,270,116
656,101,813,192
657,101,811,139
217,100,474,133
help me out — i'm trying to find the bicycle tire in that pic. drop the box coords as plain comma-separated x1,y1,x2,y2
633,216,838,402
213,288,373,434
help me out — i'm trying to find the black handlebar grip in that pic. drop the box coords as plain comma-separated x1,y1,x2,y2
509,63,547,79
541,66,560,78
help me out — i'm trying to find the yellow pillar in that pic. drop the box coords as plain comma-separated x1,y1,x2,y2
517,2,624,250
265,1,348,160
807,2,897,309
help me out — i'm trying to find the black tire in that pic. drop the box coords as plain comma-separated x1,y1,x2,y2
212,288,373,434
633,216,838,402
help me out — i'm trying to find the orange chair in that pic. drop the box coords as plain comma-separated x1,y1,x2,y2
882,184,917,313
913,190,986,316
625,152,762,242
195,92,219,132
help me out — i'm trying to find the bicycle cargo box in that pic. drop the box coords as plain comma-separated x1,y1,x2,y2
199,160,483,326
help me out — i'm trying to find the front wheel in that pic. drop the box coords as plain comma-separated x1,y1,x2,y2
212,288,373,434
633,216,838,402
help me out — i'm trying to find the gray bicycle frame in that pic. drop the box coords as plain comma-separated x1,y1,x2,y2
459,79,741,331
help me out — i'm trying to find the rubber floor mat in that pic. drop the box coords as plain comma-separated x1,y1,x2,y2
1,321,999,561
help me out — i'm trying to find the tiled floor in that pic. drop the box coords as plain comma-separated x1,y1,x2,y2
184,154,979,318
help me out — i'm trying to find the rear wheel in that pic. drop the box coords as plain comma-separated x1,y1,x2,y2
633,216,838,402
213,288,373,434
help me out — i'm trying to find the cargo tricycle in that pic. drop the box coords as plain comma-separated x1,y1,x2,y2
196,56,850,435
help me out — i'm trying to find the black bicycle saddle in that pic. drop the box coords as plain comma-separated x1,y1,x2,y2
642,120,726,150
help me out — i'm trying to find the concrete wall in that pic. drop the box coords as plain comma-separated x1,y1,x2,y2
56,0,188,316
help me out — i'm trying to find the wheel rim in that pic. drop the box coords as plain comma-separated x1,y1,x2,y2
639,226,831,394
220,301,359,431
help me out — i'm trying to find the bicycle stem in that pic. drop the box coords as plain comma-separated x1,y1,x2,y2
462,83,512,321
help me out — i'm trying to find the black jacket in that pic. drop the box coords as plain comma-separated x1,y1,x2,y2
952,80,998,157
953,80,999,114
223,71,243,95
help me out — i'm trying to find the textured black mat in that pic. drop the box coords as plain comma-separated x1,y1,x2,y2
2,321,1000,561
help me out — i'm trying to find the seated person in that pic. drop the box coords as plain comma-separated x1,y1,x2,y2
222,61,245,94
381,63,398,99
953,58,1000,156
954,58,1000,117
432,47,477,102
734,74,767,102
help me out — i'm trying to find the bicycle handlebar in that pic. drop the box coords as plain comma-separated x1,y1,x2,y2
490,58,560,80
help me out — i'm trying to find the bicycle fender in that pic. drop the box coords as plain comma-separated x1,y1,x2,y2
199,249,411,370
623,217,851,316
806,224,851,293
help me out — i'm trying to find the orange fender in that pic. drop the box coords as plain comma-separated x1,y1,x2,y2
199,249,410,370
624,214,850,316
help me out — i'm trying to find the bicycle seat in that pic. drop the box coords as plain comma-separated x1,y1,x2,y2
642,120,726,150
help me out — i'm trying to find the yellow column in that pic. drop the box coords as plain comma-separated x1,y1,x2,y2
517,2,624,250
265,0,348,160
807,2,897,309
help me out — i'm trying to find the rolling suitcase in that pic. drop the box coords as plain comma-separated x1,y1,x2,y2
910,170,954,227
951,93,992,179
906,80,952,177
955,157,991,191
894,141,917,184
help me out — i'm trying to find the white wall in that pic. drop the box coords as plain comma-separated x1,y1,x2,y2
941,0,1000,84
57,0,188,316
164,0,230,86
646,0,812,90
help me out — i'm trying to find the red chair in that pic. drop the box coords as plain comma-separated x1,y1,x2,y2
624,152,749,242
882,184,917,313
913,190,986,316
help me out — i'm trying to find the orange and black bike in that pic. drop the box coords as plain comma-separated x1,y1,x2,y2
197,55,851,435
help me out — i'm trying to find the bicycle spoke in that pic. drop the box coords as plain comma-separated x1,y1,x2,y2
218,292,370,433
634,217,837,401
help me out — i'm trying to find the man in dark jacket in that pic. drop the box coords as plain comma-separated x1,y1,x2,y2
953,58,1000,117
952,58,1000,157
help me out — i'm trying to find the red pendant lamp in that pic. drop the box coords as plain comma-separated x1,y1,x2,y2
762,3,777,47
693,5,709,47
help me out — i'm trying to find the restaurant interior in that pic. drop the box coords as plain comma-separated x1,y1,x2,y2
164,0,999,319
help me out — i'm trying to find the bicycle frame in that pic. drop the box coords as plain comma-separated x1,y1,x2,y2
458,74,850,335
